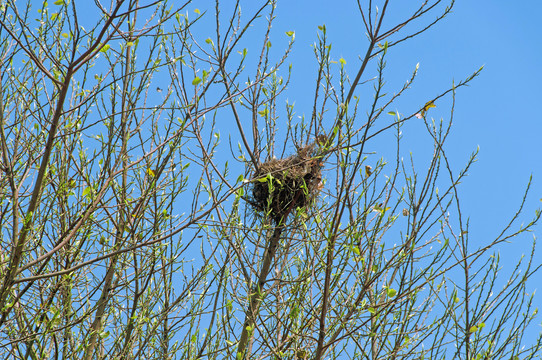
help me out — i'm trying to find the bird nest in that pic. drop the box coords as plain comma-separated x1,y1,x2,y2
251,142,324,223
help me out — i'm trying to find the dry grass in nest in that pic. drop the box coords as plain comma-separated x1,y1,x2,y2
251,143,324,223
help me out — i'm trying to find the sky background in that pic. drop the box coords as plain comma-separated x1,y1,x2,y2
77,0,542,347
76,0,541,348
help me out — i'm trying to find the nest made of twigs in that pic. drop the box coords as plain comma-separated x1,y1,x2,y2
251,142,324,223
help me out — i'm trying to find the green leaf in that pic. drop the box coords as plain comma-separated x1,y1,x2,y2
194,8,200,14
339,57,346,65
205,38,213,45
50,13,58,20
82,187,92,197
329,125,339,142
61,33,69,38
226,300,233,313
387,288,397,298
54,0,65,5
285,31,295,37
377,41,389,51
192,77,201,85
469,325,478,333
387,111,396,116
368,307,375,314
99,44,110,53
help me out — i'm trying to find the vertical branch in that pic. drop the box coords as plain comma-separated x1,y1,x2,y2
237,224,283,359
219,69,260,170
0,66,73,324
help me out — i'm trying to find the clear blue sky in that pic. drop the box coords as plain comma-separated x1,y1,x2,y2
74,0,542,346
82,0,541,348
80,0,541,345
